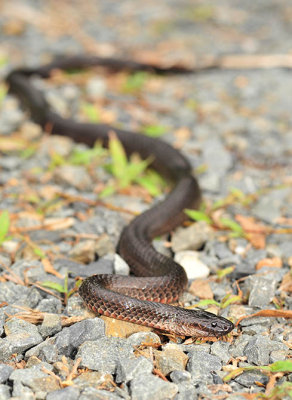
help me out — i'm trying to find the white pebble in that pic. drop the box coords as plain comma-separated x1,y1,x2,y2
114,254,130,275
174,251,210,279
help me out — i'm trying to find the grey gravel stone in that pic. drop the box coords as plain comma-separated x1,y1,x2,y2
0,313,4,337
77,337,134,374
187,349,222,383
170,370,191,384
12,380,35,400
0,282,30,304
155,344,188,376
65,294,87,317
175,383,198,400
39,313,62,338
0,384,10,400
130,373,178,400
25,337,55,359
116,356,153,383
9,364,60,397
46,386,80,400
127,332,161,347
246,276,277,307
79,387,124,400
54,165,92,190
270,350,287,363
10,259,47,283
55,317,105,357
234,370,268,388
244,335,288,365
69,257,114,278
253,188,290,224
172,221,210,252
73,371,114,390
37,298,63,314
38,343,59,363
0,365,13,384
210,341,231,364
0,319,43,362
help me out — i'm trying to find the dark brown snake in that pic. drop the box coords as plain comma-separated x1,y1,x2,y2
6,55,234,338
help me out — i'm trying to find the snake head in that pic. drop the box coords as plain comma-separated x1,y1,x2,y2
172,308,234,338
187,308,234,338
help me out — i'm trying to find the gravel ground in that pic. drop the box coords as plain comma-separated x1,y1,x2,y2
0,1,291,399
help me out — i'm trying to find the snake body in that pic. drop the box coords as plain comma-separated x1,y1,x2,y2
6,56,234,337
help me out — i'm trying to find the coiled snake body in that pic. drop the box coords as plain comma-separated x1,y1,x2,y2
6,56,234,338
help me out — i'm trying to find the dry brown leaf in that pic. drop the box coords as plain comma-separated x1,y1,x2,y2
235,215,268,248
235,214,268,233
0,136,28,151
279,272,292,293
43,217,75,231
236,309,292,326
256,257,282,270
189,279,213,299
208,383,233,394
42,258,63,278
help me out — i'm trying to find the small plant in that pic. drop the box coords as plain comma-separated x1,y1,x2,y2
100,133,165,198
69,143,106,165
0,210,11,245
81,102,100,122
122,71,149,93
141,124,167,138
224,360,292,382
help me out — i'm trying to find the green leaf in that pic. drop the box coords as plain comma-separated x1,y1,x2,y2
142,125,167,138
69,145,105,165
191,299,220,308
108,134,128,180
0,211,10,245
269,360,292,373
229,187,245,199
20,145,37,159
223,368,245,382
33,247,46,259
99,185,116,198
224,361,292,383
81,102,100,122
40,281,66,293
221,295,241,308
195,164,208,174
49,152,66,170
220,217,244,234
120,158,149,188
123,71,148,93
184,209,212,224
0,84,7,104
0,56,8,67
217,266,235,279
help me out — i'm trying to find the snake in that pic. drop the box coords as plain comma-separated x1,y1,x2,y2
6,55,234,338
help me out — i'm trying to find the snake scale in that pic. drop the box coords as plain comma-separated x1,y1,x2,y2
6,56,234,338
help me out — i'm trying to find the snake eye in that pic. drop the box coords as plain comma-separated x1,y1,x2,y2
211,322,217,328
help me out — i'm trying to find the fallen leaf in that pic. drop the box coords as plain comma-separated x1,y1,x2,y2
256,257,282,270
236,309,292,326
279,272,292,293
42,258,63,278
235,215,268,248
